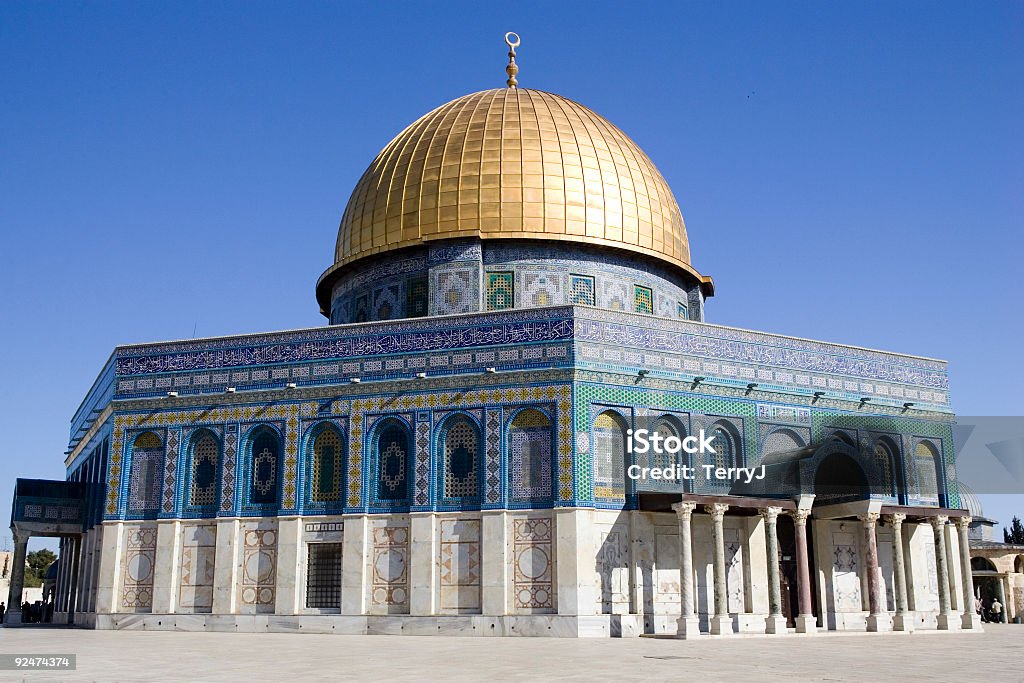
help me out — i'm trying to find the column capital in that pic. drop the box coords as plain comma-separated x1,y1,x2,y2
954,516,972,530
886,512,906,527
760,506,783,523
704,503,729,520
791,509,811,526
859,512,880,527
672,501,697,520
930,515,949,529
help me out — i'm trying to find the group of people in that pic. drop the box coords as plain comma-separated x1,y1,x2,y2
0,600,51,623
975,595,1004,623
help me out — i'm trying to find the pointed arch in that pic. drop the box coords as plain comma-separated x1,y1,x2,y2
247,425,281,506
187,429,220,509
872,436,899,499
438,413,482,502
829,430,857,447
593,409,629,500
710,421,741,468
373,417,412,504
644,413,687,493
128,431,163,514
308,423,345,504
914,440,942,505
762,428,806,458
507,407,554,502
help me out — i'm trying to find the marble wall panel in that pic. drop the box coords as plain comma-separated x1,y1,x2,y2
120,524,157,612
439,518,481,613
178,524,216,613
239,520,278,614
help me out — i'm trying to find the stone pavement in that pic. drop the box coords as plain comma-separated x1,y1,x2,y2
0,625,1020,682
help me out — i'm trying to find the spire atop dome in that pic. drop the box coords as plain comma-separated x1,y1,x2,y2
504,32,520,88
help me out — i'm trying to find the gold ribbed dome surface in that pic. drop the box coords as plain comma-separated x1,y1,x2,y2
331,88,703,280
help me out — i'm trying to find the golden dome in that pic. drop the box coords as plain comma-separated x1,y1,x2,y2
322,88,711,294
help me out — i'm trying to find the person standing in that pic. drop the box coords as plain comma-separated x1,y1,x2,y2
991,597,1004,623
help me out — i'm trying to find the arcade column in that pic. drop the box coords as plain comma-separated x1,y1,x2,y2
4,532,29,625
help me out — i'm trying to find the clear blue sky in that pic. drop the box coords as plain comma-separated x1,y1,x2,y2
1,2,1021,551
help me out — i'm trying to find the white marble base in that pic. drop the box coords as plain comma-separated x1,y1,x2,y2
736,613,769,633
94,613,641,638
75,612,97,628
961,612,983,631
649,615,681,635
795,615,817,634
892,612,916,632
831,612,870,631
936,613,961,631
609,614,644,637
675,616,702,638
764,615,787,634
866,612,892,632
709,615,732,635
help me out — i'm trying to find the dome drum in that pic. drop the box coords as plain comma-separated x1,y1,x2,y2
323,238,706,325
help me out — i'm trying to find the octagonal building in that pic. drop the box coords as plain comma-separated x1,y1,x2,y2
7,50,986,636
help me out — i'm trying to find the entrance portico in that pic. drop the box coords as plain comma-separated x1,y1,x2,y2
669,493,801,637
665,492,981,638
4,479,85,626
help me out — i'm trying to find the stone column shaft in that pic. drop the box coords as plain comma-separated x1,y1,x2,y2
955,517,982,630
761,507,786,634
862,514,881,614
68,536,82,622
792,510,816,633
706,503,731,635
672,502,700,638
4,533,29,625
931,516,958,630
999,578,1009,624
887,514,914,631
861,512,891,631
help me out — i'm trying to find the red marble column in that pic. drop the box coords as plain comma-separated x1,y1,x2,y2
860,512,891,631
792,509,816,633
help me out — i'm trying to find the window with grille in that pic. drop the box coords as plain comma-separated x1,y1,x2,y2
376,422,410,501
710,427,734,469
509,409,552,501
190,432,219,507
442,417,479,499
593,411,627,500
915,441,941,503
569,274,596,306
486,271,514,311
128,431,163,513
407,276,429,317
249,429,279,506
634,285,653,314
311,426,343,502
873,441,897,498
305,543,343,608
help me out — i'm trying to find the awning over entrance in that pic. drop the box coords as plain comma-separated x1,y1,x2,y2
10,478,85,537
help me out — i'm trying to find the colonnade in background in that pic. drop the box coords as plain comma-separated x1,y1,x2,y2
672,501,982,636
